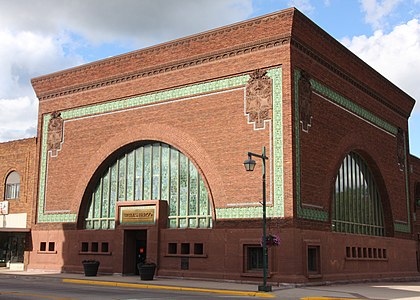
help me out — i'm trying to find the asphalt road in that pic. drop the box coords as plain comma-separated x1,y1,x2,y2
0,276,267,300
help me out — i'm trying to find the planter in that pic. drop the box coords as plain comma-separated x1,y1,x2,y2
82,260,100,276
137,263,156,280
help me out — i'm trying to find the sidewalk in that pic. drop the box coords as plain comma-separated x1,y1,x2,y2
1,268,420,299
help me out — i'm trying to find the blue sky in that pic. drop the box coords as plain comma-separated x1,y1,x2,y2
0,0,419,157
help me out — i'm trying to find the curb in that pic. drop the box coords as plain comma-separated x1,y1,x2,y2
62,278,275,298
300,297,362,300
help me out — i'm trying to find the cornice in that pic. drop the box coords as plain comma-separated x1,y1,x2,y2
36,35,291,101
32,8,294,92
291,37,411,119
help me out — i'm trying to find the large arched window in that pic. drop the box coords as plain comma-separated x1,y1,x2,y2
332,152,385,236
5,171,20,200
85,142,212,229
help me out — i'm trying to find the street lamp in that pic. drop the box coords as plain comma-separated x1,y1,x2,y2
243,146,271,292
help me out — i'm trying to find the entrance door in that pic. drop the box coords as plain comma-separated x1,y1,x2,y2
123,230,147,275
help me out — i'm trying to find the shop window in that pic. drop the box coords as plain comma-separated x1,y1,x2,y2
307,246,320,274
91,242,99,252
168,243,177,254
194,243,203,255
81,242,89,252
48,242,55,252
246,246,263,271
5,171,20,200
40,242,46,252
101,242,109,253
181,243,190,255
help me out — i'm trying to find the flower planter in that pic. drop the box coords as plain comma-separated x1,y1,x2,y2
82,260,100,276
137,263,156,280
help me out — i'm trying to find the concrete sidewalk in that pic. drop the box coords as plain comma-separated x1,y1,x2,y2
1,268,420,299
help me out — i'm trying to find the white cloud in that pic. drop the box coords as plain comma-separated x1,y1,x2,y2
288,0,315,15
359,0,403,29
0,0,253,46
343,19,420,113
0,30,83,142
0,96,38,141
0,0,254,143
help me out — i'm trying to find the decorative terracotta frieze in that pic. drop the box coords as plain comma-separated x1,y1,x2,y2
47,111,63,157
298,71,312,132
397,127,405,171
245,69,272,129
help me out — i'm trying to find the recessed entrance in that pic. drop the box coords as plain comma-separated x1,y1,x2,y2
123,230,147,275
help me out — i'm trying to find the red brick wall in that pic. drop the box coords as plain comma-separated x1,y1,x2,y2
0,138,37,227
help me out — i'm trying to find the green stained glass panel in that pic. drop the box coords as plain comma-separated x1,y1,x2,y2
94,183,101,218
102,170,109,218
179,153,188,216
152,144,160,200
135,148,143,200
118,155,126,201
126,151,135,201
189,162,197,215
85,142,212,229
109,163,117,217
161,144,170,201
199,178,208,216
143,145,151,200
169,148,178,216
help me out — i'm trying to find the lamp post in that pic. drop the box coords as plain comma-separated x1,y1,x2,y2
243,146,271,292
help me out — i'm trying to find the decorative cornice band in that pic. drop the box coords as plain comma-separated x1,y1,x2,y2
291,38,410,119
33,9,293,85
37,36,291,101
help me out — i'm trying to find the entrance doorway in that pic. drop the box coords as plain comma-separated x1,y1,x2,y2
123,230,147,275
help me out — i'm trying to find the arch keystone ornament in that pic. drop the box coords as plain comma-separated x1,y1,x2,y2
245,69,272,129
47,111,63,156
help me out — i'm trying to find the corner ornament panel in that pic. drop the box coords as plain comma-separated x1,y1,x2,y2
245,69,272,129
298,71,312,132
47,111,63,157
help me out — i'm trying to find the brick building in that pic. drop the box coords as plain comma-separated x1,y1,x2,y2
1,8,419,283
0,138,36,270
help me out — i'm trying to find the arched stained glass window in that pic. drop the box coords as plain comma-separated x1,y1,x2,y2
85,142,212,229
5,171,20,200
332,152,385,236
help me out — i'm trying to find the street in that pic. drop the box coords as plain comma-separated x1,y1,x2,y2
0,277,267,300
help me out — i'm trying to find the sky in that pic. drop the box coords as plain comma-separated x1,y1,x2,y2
0,0,419,157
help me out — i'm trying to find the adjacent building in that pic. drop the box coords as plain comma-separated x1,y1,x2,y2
1,8,420,283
